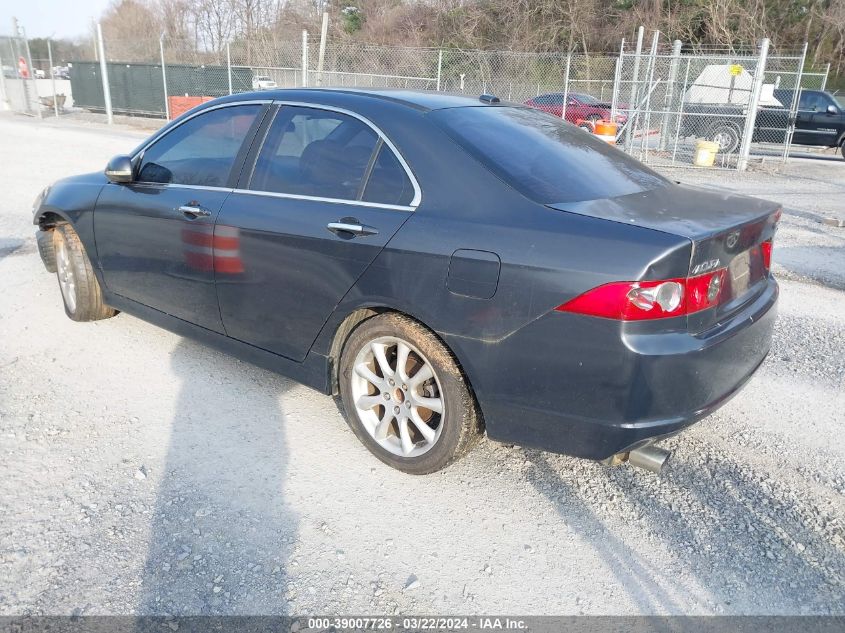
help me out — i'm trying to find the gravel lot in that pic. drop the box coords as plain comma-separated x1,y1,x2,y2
0,113,843,616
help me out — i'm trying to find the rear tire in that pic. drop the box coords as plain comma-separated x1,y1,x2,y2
53,224,116,322
708,123,740,154
338,313,482,474
840,141,845,160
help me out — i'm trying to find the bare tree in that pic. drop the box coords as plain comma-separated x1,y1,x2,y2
92,0,843,85
193,0,237,52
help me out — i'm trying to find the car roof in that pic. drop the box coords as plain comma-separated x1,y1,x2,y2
222,87,507,112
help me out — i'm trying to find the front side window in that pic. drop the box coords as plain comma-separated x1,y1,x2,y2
430,106,667,204
798,92,824,112
822,94,840,113
250,106,379,201
137,104,261,186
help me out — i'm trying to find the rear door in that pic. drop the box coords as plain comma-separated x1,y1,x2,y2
215,104,419,361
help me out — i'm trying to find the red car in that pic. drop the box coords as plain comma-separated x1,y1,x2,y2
525,92,628,126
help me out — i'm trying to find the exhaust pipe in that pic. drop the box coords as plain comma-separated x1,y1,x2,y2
627,445,671,474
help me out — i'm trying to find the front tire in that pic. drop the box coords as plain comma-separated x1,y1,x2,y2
54,224,116,322
338,313,482,474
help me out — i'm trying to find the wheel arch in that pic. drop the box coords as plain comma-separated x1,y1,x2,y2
327,306,385,395
325,305,485,432
707,119,742,134
35,208,106,290
35,209,72,230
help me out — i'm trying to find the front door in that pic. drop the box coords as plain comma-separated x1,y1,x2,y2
215,104,418,361
807,92,844,147
95,103,265,332
792,91,840,147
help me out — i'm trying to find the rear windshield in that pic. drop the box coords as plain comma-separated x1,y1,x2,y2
430,106,668,204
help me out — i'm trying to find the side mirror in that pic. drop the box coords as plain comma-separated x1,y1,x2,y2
827,104,838,115
105,155,134,183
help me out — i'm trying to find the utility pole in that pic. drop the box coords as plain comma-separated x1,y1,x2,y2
316,12,329,87
48,38,59,117
97,23,113,124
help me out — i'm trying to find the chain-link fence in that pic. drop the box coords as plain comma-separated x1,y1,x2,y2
618,44,770,169
0,34,40,117
0,21,836,171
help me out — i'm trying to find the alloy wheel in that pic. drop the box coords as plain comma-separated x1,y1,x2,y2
350,336,444,457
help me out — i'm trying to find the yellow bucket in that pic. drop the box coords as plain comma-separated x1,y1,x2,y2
693,140,719,167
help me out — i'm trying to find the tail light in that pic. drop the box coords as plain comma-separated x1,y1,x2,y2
556,269,726,321
761,239,773,271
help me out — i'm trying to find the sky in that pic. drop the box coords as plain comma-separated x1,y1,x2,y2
3,0,113,39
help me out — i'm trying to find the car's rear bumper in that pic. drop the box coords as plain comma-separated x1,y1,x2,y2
446,277,778,460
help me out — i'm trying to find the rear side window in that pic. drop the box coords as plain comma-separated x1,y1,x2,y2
250,106,378,201
430,106,668,204
363,145,415,206
137,104,261,186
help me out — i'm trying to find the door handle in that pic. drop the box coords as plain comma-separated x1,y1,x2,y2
327,221,379,237
179,203,211,218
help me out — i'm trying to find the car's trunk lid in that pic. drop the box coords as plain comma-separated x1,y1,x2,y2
547,183,780,332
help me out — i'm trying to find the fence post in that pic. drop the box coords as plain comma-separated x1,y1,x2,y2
737,38,770,172
301,30,309,87
159,34,169,120
624,26,645,153
96,23,113,124
638,30,660,159
0,46,8,111
6,38,17,111
10,19,30,114
658,39,682,151
436,49,443,91
47,38,58,117
226,42,233,95
561,52,572,120
316,12,328,86
670,58,692,165
610,38,624,121
18,21,41,118
821,63,830,91
782,41,808,162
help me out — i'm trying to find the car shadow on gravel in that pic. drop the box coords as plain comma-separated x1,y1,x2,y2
136,338,298,615
524,451,684,613
526,446,845,614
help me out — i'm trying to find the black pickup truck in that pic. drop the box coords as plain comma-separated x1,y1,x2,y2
679,89,845,157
